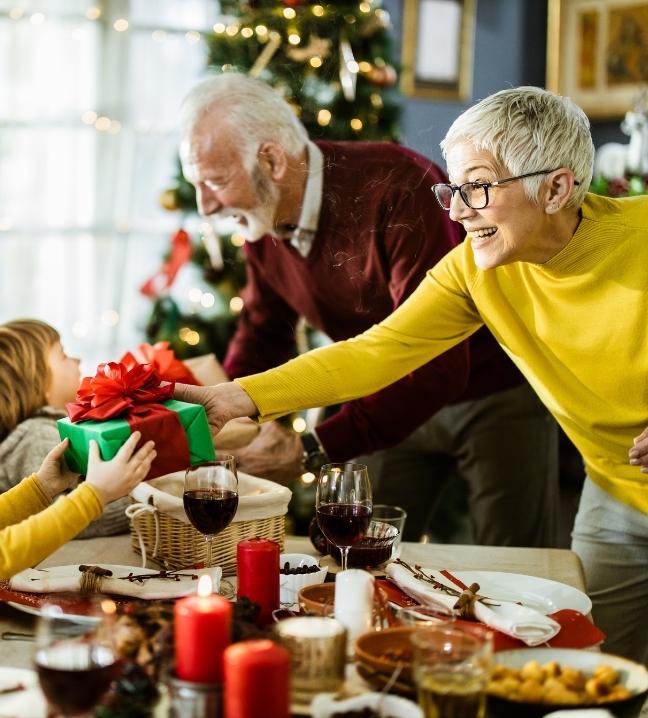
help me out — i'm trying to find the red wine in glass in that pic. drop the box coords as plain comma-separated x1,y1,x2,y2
316,463,372,571
184,457,238,568
35,642,118,716
316,503,371,547
34,599,119,717
183,488,239,535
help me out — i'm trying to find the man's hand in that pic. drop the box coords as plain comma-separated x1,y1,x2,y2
174,381,258,437
36,439,80,499
629,426,648,473
221,421,303,485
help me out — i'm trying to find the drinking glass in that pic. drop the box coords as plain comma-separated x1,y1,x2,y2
184,457,239,569
410,625,493,718
34,598,120,717
315,462,372,571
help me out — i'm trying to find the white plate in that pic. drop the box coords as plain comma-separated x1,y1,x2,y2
0,667,47,718
6,601,99,624
422,569,592,615
494,647,648,697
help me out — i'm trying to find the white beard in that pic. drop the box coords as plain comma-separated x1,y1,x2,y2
219,166,281,242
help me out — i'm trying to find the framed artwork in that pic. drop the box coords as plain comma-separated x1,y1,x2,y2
547,0,648,118
400,0,476,101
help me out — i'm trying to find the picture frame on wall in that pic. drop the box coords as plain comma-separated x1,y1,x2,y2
547,0,648,118
400,0,476,101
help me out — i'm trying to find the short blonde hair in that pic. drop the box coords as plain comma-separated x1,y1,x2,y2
441,86,594,208
0,319,59,441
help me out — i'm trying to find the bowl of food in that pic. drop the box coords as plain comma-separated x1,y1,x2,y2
487,647,648,718
279,553,327,609
327,520,400,568
354,626,416,695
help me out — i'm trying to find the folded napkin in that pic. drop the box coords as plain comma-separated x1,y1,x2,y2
385,563,561,646
9,564,222,600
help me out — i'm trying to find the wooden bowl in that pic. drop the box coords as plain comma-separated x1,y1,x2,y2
297,582,335,617
354,626,415,682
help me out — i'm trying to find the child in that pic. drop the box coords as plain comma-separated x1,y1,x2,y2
0,319,129,536
0,432,155,579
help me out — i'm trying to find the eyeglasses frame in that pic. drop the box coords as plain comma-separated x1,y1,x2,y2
432,168,581,211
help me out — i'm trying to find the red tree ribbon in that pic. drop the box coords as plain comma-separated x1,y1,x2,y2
139,228,192,298
66,362,190,479
120,342,201,385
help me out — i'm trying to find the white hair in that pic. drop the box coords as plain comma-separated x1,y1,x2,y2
180,73,308,169
441,86,594,208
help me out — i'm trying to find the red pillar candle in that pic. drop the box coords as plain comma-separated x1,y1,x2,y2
236,538,279,625
174,575,232,683
223,639,290,718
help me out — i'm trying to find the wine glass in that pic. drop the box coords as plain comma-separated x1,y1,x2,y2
184,457,239,568
34,598,120,717
315,462,373,571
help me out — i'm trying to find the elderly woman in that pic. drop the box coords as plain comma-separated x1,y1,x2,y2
177,86,648,664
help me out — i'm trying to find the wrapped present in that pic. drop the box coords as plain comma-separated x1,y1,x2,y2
120,341,200,385
57,362,215,478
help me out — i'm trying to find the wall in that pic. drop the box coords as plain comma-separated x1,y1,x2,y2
384,0,623,165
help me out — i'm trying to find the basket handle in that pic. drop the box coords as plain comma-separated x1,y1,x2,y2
125,501,160,568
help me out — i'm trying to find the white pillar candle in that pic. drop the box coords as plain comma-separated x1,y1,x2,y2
334,569,375,653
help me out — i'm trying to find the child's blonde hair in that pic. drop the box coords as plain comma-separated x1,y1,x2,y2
0,319,60,441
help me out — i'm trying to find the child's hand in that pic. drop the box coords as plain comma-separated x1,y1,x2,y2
36,438,80,498
85,431,156,505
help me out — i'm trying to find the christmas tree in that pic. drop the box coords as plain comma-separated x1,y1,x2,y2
144,0,400,360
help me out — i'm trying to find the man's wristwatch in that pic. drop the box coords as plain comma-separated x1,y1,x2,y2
300,432,330,473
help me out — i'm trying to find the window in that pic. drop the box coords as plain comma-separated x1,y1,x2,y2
0,0,219,370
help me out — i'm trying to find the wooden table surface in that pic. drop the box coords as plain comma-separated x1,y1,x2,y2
0,533,587,670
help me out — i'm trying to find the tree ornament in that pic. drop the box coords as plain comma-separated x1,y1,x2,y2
364,62,397,88
339,34,358,102
287,35,331,63
160,188,179,211
249,31,282,78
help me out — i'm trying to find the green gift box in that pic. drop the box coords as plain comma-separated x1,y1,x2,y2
57,399,215,478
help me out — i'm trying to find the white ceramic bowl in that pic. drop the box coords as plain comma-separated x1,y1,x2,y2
279,553,327,609
311,692,423,718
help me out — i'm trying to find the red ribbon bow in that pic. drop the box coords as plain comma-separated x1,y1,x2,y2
120,342,200,386
66,362,190,481
67,362,174,423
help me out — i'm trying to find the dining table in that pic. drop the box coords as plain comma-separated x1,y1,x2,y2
0,534,590,717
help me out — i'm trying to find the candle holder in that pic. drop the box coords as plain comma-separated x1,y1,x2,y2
167,673,222,718
274,616,347,703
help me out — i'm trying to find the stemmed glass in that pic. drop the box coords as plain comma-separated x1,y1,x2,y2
316,462,373,571
183,457,239,569
34,598,120,717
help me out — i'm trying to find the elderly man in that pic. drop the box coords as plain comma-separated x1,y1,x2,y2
179,73,559,546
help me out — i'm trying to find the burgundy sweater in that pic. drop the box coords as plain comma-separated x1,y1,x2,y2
224,141,523,460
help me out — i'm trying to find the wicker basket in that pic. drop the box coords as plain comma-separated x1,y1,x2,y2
127,472,291,576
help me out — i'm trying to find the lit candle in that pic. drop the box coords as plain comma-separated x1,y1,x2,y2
223,639,290,718
236,538,280,625
174,575,232,683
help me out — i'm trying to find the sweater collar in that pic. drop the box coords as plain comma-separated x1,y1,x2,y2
288,141,323,258
537,193,625,274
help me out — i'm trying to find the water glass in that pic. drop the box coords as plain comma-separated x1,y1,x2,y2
371,504,407,557
410,625,492,718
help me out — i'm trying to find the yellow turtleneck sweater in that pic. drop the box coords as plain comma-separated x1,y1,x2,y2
237,193,648,515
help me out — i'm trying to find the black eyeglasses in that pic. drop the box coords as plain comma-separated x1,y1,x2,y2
432,168,580,210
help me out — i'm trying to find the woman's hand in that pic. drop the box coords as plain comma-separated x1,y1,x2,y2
85,431,156,505
174,381,258,437
36,438,80,499
629,426,648,473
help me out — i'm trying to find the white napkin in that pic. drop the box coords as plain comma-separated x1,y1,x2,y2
9,564,222,600
385,563,561,646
